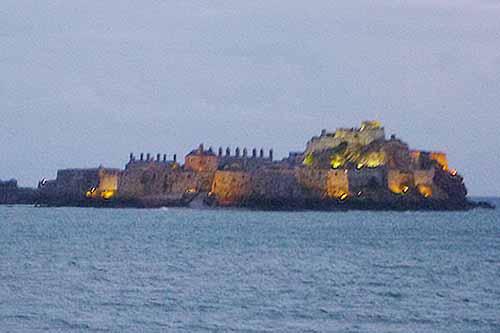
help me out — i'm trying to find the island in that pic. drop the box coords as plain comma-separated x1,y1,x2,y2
2,121,495,210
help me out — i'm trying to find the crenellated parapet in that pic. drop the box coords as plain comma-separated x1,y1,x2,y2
127,152,178,170
216,146,274,171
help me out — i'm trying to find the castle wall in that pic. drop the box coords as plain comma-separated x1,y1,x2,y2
326,170,350,198
250,169,303,200
387,170,414,194
413,169,450,199
118,161,215,200
39,167,121,202
295,168,330,197
306,122,385,153
347,167,386,192
164,171,214,193
381,140,411,170
55,169,101,198
211,171,252,206
185,155,219,172
118,164,160,198
429,152,449,171
413,169,435,186
98,171,119,191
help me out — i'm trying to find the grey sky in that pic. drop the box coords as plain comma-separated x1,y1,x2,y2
1,0,499,196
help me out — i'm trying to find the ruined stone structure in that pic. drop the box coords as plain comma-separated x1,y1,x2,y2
34,121,488,210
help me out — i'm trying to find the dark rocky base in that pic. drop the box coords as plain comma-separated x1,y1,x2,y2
4,192,495,211
33,198,188,209
0,188,39,205
234,198,494,211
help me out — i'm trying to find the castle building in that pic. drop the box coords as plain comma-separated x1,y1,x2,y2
37,120,467,208
306,121,385,154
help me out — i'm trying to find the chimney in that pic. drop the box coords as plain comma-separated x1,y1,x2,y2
226,147,231,156
321,129,327,137
163,154,167,162
235,147,240,157
269,149,274,161
243,148,248,158
252,148,257,158
140,153,144,161
146,153,151,161
218,147,223,157
156,153,161,162
173,154,177,162
129,153,134,161
259,148,264,158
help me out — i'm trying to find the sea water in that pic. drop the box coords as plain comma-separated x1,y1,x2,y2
1,200,499,332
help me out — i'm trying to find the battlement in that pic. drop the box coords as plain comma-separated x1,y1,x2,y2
216,146,275,171
126,152,178,169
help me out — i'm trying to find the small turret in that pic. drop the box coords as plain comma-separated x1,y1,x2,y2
156,153,161,162
129,153,134,161
163,154,167,162
218,147,223,157
260,148,264,159
173,154,177,162
226,147,231,156
235,147,240,157
146,153,151,161
252,148,257,158
140,153,144,161
269,149,274,161
243,148,248,158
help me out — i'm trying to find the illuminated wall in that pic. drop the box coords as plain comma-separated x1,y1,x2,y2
211,171,251,206
387,170,414,194
118,162,214,200
91,169,120,199
429,152,449,171
413,169,434,186
357,151,386,168
326,170,350,199
305,121,385,154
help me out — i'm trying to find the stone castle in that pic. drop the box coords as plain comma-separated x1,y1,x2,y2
36,121,474,210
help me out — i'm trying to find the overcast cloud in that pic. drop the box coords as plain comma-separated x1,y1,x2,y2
1,0,499,195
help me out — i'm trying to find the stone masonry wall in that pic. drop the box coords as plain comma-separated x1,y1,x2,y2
387,170,414,194
326,170,350,198
211,171,252,206
249,169,303,201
